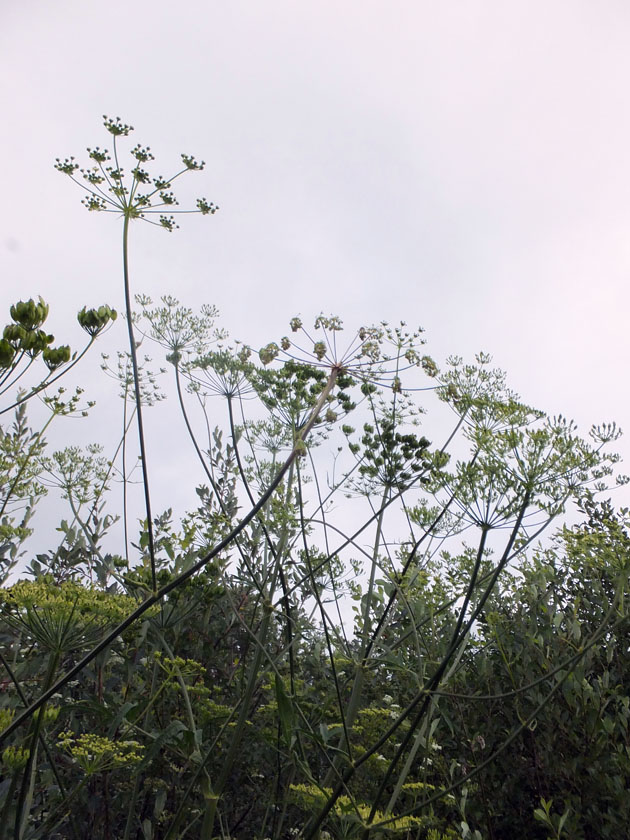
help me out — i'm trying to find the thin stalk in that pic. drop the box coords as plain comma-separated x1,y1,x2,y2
66,494,106,573
305,445,350,648
121,212,157,591
174,364,265,596
303,490,531,839
200,460,297,838
122,385,131,564
226,395,298,693
0,652,80,840
0,337,97,417
363,501,526,831
0,353,34,396
362,479,466,663
0,412,55,521
385,636,468,816
296,464,354,764
451,526,490,643
360,486,390,654
14,652,59,840
159,635,203,756
320,484,390,790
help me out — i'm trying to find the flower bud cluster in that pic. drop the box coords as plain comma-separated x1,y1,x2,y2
77,304,118,337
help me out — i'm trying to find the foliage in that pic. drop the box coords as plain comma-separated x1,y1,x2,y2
0,116,628,840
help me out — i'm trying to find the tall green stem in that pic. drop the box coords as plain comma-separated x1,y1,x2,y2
13,652,59,840
322,485,389,787
121,212,157,592
201,460,297,838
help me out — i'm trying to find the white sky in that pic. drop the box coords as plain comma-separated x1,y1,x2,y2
2,0,630,545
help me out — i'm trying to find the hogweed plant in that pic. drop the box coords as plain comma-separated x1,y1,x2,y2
1,117,629,840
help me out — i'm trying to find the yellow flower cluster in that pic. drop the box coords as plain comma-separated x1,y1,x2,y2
0,577,150,652
153,650,207,680
57,731,143,775
288,784,426,834
1,578,139,622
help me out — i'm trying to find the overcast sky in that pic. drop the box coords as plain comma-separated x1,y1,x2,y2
2,1,630,538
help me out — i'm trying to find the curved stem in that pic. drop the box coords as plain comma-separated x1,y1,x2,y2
0,338,97,417
226,395,296,680
122,388,132,565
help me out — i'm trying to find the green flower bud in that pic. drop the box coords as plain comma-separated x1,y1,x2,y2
21,329,54,356
196,197,218,214
421,355,438,377
87,147,110,163
2,746,30,770
313,341,326,361
0,709,15,732
103,115,134,136
10,297,49,330
33,705,60,726
259,342,279,366
82,195,107,212
3,324,27,345
43,345,71,371
131,166,150,184
131,144,153,162
54,157,79,175
77,305,117,336
181,154,205,171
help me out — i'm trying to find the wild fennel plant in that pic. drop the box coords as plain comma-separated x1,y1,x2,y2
0,117,629,840
54,115,218,594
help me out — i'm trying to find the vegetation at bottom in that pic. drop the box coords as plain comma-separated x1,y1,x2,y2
1,117,629,840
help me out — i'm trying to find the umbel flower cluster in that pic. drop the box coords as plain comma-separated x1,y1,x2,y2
55,115,218,231
0,577,150,653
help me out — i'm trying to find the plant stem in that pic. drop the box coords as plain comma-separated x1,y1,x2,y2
121,212,157,592
13,652,59,840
